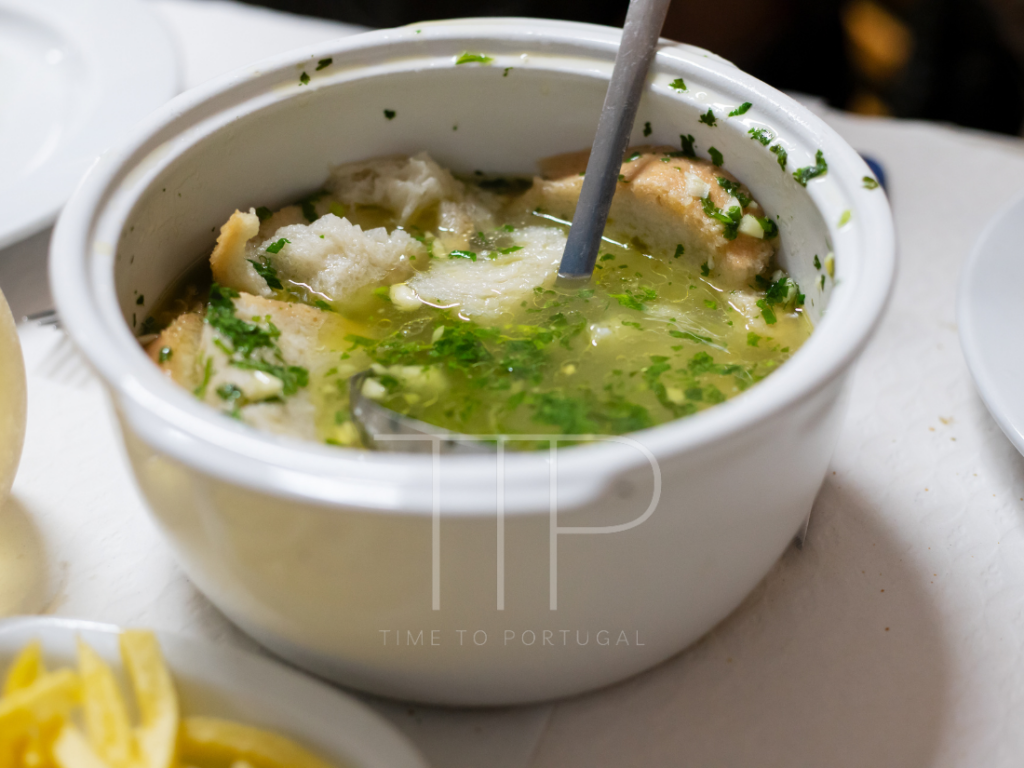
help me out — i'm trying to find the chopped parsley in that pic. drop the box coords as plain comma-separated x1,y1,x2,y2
531,393,597,434
755,216,779,238
729,102,752,116
207,285,279,357
233,359,309,396
700,196,742,239
627,151,642,162
449,250,477,261
814,255,821,269
679,134,696,158
643,121,652,137
748,127,774,146
752,274,804,323
248,256,284,289
699,109,717,127
609,287,657,311
674,244,685,259
314,299,336,312
201,286,310,398
669,78,687,92
455,52,493,65
838,209,852,227
316,57,333,71
299,71,310,85
503,67,512,76
708,147,723,166
300,191,326,222
669,329,715,346
756,299,777,325
770,143,788,170
704,299,717,309
863,176,879,189
793,150,828,187
217,383,243,403
266,238,289,254
255,206,272,221
747,332,761,347
701,262,710,277
384,109,396,120
136,295,144,306
158,346,173,363
716,177,751,208
194,358,213,398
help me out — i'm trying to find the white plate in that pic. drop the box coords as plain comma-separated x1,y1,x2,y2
959,188,1024,455
0,0,179,249
0,617,429,768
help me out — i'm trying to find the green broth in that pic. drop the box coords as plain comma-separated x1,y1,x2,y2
150,176,812,450
315,205,811,446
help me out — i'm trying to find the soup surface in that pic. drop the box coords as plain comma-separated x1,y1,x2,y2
143,149,812,448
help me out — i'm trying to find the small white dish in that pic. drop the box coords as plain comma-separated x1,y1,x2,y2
959,189,1024,455
0,0,179,249
0,616,428,768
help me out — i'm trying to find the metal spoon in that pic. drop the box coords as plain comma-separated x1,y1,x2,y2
349,370,489,453
557,0,673,284
350,0,672,451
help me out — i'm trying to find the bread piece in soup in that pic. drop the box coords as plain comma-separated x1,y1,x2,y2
210,209,421,305
408,225,566,319
146,313,204,391
520,145,776,288
327,151,464,225
149,293,344,439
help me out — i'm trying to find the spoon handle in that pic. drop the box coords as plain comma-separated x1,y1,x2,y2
557,0,673,283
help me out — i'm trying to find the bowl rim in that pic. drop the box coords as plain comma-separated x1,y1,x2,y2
50,17,896,514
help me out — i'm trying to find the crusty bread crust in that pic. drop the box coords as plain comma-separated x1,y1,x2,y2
527,145,776,288
145,312,204,390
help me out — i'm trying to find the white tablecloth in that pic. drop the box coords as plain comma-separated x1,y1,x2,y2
3,1,1024,765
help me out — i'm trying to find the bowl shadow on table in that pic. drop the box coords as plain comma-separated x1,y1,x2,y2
529,478,952,768
0,496,59,616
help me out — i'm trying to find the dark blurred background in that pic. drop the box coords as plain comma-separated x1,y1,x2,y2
232,0,1024,135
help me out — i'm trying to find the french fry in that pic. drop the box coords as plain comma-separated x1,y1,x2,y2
1,636,339,768
76,640,135,768
119,631,177,768
179,717,336,768
20,720,62,768
52,724,113,768
3,640,46,696
0,668,79,736
2,640,55,768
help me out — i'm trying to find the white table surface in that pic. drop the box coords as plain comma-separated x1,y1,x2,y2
3,1,1024,765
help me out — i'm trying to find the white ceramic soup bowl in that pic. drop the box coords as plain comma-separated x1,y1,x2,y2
51,18,894,705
